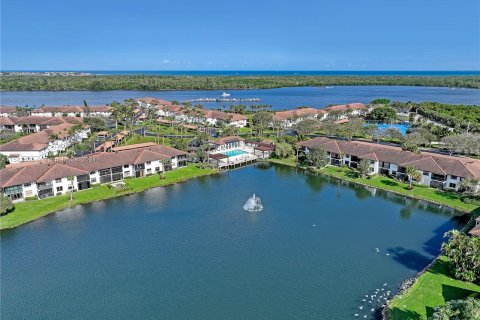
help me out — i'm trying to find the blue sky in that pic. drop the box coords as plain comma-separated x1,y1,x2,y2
1,0,479,71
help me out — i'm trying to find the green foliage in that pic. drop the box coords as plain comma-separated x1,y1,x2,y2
24,196,39,201
0,153,8,169
402,140,420,153
366,106,398,123
171,138,190,151
295,118,319,140
413,102,480,133
406,165,422,189
441,134,480,156
442,230,480,284
370,98,391,105
306,146,329,168
459,178,480,198
429,297,480,320
0,194,14,216
357,159,371,178
274,142,294,158
2,75,479,91
252,111,273,136
83,117,106,132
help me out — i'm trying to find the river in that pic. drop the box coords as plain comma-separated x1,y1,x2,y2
1,86,479,110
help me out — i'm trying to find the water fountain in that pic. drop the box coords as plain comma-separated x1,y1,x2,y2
243,194,263,212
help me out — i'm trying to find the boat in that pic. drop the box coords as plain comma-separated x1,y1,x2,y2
221,92,231,97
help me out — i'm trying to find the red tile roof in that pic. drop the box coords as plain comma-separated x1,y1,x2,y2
137,97,172,105
0,144,187,188
299,137,480,178
0,123,83,152
321,103,366,113
273,108,318,121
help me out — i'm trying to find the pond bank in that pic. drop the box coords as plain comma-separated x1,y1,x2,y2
267,158,478,213
0,165,217,230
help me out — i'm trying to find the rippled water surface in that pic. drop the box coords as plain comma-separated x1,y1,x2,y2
1,165,465,320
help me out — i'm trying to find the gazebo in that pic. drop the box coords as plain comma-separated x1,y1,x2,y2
209,153,228,168
253,144,275,159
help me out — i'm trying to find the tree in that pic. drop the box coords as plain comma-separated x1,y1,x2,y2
274,142,293,158
370,98,390,106
306,147,329,168
320,121,338,136
357,159,371,178
83,117,106,132
406,166,422,189
252,111,273,136
367,126,384,142
295,119,319,141
366,106,398,123
442,230,480,283
67,176,75,201
430,297,480,320
459,178,480,198
0,193,14,215
383,128,404,141
0,153,8,169
402,140,420,153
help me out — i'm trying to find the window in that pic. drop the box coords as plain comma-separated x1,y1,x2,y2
450,175,458,180
24,183,31,187
56,186,63,192
124,171,130,176
147,168,152,173
91,178,97,183
146,161,151,165
55,178,62,183
124,165,129,168
423,171,430,176
449,183,457,188
155,167,160,172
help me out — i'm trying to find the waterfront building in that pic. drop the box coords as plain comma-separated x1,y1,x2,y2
299,137,480,191
0,116,83,133
0,123,90,163
31,106,112,117
0,106,21,117
320,103,368,120
272,108,319,128
0,143,187,201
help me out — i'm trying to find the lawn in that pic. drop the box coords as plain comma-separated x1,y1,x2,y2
126,134,161,145
318,166,477,213
388,256,480,320
269,158,478,213
0,165,216,230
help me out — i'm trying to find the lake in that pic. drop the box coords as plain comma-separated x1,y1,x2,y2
1,86,479,110
0,164,465,320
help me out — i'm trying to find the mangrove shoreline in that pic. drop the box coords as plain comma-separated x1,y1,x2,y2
1,75,480,91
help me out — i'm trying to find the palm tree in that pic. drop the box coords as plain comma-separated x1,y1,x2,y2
406,166,422,190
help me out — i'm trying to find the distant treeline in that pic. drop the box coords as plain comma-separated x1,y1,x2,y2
1,75,479,91
412,102,480,132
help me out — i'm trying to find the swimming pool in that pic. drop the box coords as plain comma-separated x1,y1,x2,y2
223,149,248,157
368,123,411,135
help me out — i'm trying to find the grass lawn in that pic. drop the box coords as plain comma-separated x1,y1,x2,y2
269,158,477,213
388,256,480,320
318,166,477,213
126,134,159,145
0,165,216,230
